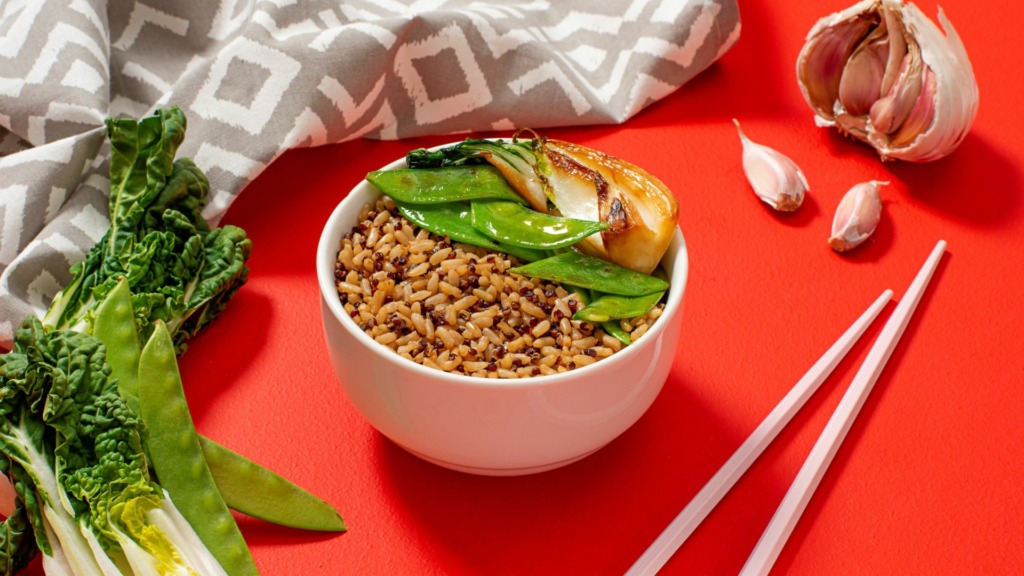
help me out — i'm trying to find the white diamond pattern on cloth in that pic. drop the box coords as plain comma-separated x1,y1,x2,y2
0,0,741,347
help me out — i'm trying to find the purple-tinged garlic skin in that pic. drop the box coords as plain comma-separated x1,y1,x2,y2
797,0,978,162
734,119,809,212
829,181,886,252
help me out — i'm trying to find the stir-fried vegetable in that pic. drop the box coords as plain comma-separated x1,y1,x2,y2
509,251,668,297
572,290,667,323
406,135,679,274
470,200,608,250
394,201,547,263
367,166,528,205
367,133,677,334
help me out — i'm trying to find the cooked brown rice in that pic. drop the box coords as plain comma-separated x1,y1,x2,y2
333,196,664,378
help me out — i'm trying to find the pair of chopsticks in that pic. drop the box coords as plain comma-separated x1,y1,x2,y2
626,240,947,576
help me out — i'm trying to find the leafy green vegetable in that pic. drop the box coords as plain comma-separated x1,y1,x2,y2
0,317,228,574
42,106,251,354
405,137,555,211
0,106,345,573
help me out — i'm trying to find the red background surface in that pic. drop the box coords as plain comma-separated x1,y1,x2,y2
22,0,1024,573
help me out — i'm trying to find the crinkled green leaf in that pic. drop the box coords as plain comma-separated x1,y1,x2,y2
42,107,251,354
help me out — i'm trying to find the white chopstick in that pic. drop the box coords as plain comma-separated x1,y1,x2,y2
739,240,947,576
625,289,894,576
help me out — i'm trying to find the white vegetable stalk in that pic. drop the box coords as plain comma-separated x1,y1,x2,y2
797,0,978,162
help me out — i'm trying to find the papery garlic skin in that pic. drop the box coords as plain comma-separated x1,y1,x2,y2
830,181,886,252
797,0,978,162
734,119,809,211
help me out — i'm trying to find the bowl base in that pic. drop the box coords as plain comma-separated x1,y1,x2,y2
397,442,607,476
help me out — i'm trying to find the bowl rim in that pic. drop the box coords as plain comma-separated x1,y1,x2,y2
316,139,689,390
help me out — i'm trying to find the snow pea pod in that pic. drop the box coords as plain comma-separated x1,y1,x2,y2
509,251,668,296
92,277,141,411
564,285,635,345
470,200,607,249
199,437,347,533
93,281,342,534
602,321,633,346
138,322,258,576
573,290,666,323
396,201,547,262
367,165,528,205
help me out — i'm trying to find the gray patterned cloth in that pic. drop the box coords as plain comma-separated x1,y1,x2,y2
0,0,740,347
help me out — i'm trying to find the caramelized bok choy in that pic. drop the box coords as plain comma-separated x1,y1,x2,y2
407,135,679,275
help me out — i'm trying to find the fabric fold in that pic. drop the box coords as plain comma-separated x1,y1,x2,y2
0,0,740,346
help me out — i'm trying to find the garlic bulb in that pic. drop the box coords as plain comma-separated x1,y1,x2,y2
734,119,809,211
797,0,978,162
829,180,886,252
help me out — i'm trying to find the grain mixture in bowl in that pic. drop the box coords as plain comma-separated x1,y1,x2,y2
333,196,665,378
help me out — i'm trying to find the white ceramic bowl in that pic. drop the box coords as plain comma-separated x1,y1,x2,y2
316,149,688,476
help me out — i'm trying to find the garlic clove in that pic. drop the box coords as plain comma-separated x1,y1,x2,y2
837,21,890,116
829,180,886,252
888,65,936,148
798,14,877,124
734,119,809,212
797,0,978,162
868,42,924,134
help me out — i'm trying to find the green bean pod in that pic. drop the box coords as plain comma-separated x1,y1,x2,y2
367,166,528,205
573,290,666,323
200,437,347,533
509,251,669,296
396,201,547,263
470,200,607,249
602,321,633,347
138,322,258,576
565,285,634,345
92,277,142,411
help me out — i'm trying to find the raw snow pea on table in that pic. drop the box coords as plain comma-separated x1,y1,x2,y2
0,105,345,574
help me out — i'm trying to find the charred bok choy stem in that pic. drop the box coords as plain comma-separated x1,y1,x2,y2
406,135,679,274
372,134,676,344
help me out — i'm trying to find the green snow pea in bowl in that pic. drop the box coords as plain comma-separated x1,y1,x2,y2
317,138,688,476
